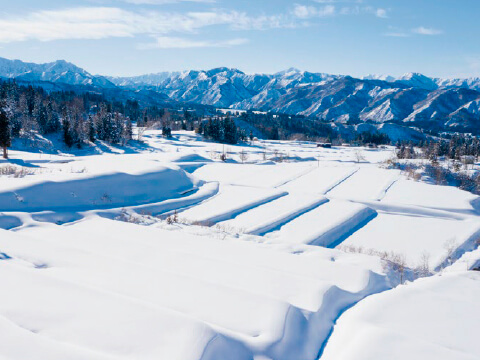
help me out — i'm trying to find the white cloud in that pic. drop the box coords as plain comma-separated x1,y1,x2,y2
139,36,248,49
413,26,443,35
292,4,335,19
0,7,296,44
375,8,388,18
122,0,215,4
384,32,409,38
338,5,386,18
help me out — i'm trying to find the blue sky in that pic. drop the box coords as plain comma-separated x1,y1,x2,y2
0,0,478,78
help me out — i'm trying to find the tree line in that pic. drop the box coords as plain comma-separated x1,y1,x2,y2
0,80,206,158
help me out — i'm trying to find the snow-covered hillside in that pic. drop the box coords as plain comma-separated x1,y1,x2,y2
0,130,479,359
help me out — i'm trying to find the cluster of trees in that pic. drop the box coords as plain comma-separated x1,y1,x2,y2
237,111,335,141
0,80,208,156
355,131,390,145
197,117,248,144
0,81,135,152
396,135,480,162
392,135,480,195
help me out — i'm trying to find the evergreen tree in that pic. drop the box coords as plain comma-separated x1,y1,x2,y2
36,104,48,134
88,116,96,143
124,118,133,143
46,102,61,134
223,118,237,144
0,109,11,159
63,118,74,148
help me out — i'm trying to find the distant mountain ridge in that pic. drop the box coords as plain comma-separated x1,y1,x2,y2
0,57,116,88
1,57,480,133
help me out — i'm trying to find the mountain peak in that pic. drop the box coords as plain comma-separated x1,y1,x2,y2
275,67,302,76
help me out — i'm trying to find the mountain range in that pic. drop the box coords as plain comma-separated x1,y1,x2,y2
1,57,480,134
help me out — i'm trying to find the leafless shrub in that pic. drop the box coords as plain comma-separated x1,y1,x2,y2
414,251,431,278
0,165,35,177
239,149,249,164
166,210,179,225
354,150,366,163
443,239,458,266
137,127,146,141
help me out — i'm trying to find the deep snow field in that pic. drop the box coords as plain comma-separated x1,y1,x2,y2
0,130,479,360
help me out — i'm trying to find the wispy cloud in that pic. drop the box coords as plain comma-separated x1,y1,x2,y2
0,7,296,44
384,32,409,37
292,4,335,19
413,26,443,35
338,5,387,18
139,36,248,49
122,0,215,4
293,3,386,19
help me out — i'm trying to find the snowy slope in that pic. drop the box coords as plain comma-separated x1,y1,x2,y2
321,271,480,360
0,217,389,360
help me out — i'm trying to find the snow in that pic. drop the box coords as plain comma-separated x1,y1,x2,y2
321,271,480,360
382,178,479,212
0,129,479,359
0,218,388,360
342,213,480,268
264,200,377,247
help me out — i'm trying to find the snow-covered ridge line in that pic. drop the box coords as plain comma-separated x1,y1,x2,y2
3,57,480,133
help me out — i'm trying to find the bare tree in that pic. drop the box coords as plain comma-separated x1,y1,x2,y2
443,239,458,266
239,149,249,163
415,251,431,278
354,150,366,163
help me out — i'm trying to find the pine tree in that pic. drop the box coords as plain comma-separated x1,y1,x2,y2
63,118,74,148
124,118,133,143
36,104,48,134
0,109,11,159
88,116,96,143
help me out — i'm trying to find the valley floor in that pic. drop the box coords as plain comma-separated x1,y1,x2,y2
0,130,479,360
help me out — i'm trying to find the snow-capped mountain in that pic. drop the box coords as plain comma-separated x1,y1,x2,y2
109,68,480,132
0,57,115,88
108,71,181,88
2,56,480,133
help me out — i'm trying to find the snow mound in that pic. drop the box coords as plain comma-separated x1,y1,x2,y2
0,166,199,212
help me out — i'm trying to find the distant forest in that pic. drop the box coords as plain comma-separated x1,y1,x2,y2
0,79,395,157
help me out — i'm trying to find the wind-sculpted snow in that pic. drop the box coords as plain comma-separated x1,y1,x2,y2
321,271,480,360
0,218,389,360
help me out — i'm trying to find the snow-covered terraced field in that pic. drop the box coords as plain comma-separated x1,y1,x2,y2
342,213,480,268
326,167,401,200
279,166,358,195
178,184,287,224
192,162,314,188
0,130,479,360
264,200,377,247
218,193,328,235
383,178,480,213
0,218,388,360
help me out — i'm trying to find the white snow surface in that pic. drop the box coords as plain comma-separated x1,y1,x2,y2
0,130,479,359
321,271,480,360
